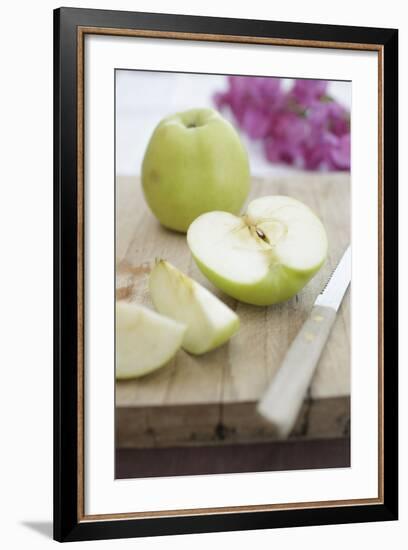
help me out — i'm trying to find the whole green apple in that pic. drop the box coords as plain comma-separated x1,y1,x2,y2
141,108,250,232
187,195,328,306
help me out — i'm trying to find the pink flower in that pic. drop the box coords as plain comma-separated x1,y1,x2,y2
304,132,350,171
214,76,285,138
291,79,328,106
329,134,351,170
214,76,350,172
263,112,310,166
241,107,272,139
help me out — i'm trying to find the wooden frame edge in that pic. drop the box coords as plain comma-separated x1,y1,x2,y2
74,24,387,525
79,497,382,523
77,25,85,522
78,25,383,51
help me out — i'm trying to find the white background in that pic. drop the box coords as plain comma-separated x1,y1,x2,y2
0,0,405,548
116,71,351,177
86,35,378,514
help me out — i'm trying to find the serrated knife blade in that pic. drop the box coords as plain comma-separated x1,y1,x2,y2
314,246,351,311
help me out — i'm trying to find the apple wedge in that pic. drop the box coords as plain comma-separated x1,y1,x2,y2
187,195,328,306
116,301,186,379
149,260,239,355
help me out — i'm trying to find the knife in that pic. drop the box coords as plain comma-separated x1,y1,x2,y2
257,246,351,438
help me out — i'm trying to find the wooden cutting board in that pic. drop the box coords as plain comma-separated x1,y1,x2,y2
116,173,350,448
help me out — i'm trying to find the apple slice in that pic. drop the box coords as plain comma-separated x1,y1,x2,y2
187,195,328,306
149,260,239,355
116,301,186,379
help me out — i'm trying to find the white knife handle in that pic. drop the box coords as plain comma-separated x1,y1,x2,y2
257,305,337,438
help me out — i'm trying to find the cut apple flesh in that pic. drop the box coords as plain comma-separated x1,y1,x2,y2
187,195,328,306
116,301,186,379
149,260,239,355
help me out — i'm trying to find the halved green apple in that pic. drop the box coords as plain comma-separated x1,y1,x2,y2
149,260,239,355
116,301,186,379
187,196,328,306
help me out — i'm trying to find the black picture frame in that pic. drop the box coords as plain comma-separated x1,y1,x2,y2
54,7,398,542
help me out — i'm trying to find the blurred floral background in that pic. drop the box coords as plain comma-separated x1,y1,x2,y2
116,71,351,177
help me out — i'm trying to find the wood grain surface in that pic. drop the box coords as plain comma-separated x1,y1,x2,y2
115,174,350,448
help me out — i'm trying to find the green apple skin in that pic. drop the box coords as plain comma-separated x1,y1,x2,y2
141,108,250,233
191,254,323,307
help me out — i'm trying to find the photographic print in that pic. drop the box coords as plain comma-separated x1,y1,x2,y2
54,8,397,541
115,70,351,479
